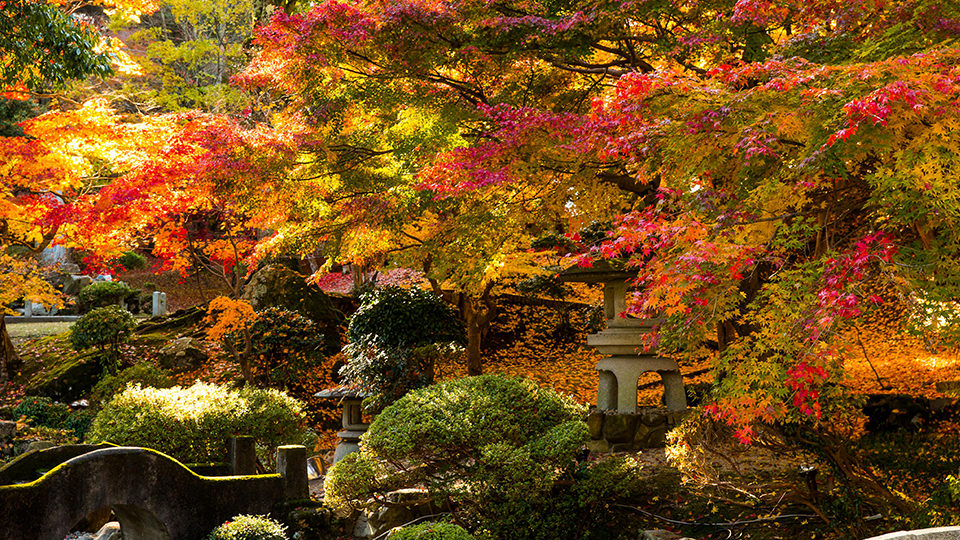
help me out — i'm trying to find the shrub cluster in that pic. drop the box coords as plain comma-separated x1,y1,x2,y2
78,281,135,310
90,363,174,405
324,375,643,539
243,307,327,388
342,286,464,409
389,522,475,540
12,396,94,439
70,305,136,371
86,382,309,463
206,515,287,540
116,251,147,271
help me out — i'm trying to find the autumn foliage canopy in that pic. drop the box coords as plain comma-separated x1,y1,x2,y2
3,0,960,442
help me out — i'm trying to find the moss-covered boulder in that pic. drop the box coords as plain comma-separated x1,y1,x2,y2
242,265,344,330
24,351,102,402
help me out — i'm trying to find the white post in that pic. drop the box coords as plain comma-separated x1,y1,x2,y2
23,298,32,318
152,291,168,317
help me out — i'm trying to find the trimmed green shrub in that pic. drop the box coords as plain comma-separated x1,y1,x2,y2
78,281,135,309
343,287,464,409
347,286,464,349
241,307,327,388
389,522,475,540
70,305,136,371
206,514,287,540
12,396,95,439
117,251,147,270
324,375,640,539
12,396,69,428
86,382,308,463
90,363,175,405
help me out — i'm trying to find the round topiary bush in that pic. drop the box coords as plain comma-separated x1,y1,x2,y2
242,307,328,388
206,514,287,540
78,281,135,310
70,305,136,370
347,286,464,349
342,287,465,409
116,251,147,271
90,362,175,405
86,382,310,463
324,375,641,539
388,522,475,540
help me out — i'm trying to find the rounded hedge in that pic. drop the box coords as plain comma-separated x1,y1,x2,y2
117,251,147,271
389,522,475,540
86,382,308,463
90,363,174,405
70,305,136,356
206,515,287,540
347,286,464,349
325,375,644,539
78,281,134,309
343,286,465,408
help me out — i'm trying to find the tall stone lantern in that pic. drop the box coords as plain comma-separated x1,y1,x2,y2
561,262,687,413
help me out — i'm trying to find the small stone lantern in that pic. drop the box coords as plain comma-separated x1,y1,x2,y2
561,261,687,413
314,385,370,463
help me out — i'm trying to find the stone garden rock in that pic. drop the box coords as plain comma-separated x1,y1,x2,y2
25,353,102,402
633,424,668,448
24,441,55,453
0,421,15,440
602,413,639,443
586,439,611,454
640,409,667,427
586,411,605,440
355,489,438,539
157,337,209,372
92,521,121,540
62,275,93,296
242,265,344,333
865,526,960,539
640,530,685,540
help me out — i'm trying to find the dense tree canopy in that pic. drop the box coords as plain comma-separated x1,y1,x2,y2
4,0,960,444
226,0,960,435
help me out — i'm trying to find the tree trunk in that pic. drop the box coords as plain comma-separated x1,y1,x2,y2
717,261,770,351
458,283,497,376
0,313,21,390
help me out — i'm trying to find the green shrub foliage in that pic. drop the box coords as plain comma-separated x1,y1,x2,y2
343,287,465,409
13,396,69,428
324,375,642,539
117,251,147,270
78,281,135,309
206,514,288,540
70,305,137,371
389,522,475,540
243,307,327,388
86,382,308,463
347,286,464,348
13,396,94,439
90,363,175,405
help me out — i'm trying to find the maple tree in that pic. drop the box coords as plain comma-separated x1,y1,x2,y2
215,0,960,517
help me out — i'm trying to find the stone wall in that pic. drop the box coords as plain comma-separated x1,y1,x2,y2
586,407,690,452
0,445,308,540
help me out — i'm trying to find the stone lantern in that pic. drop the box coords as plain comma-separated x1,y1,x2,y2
314,385,370,463
561,262,687,413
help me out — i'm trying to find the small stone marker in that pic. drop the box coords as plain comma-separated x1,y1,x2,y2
151,291,167,317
